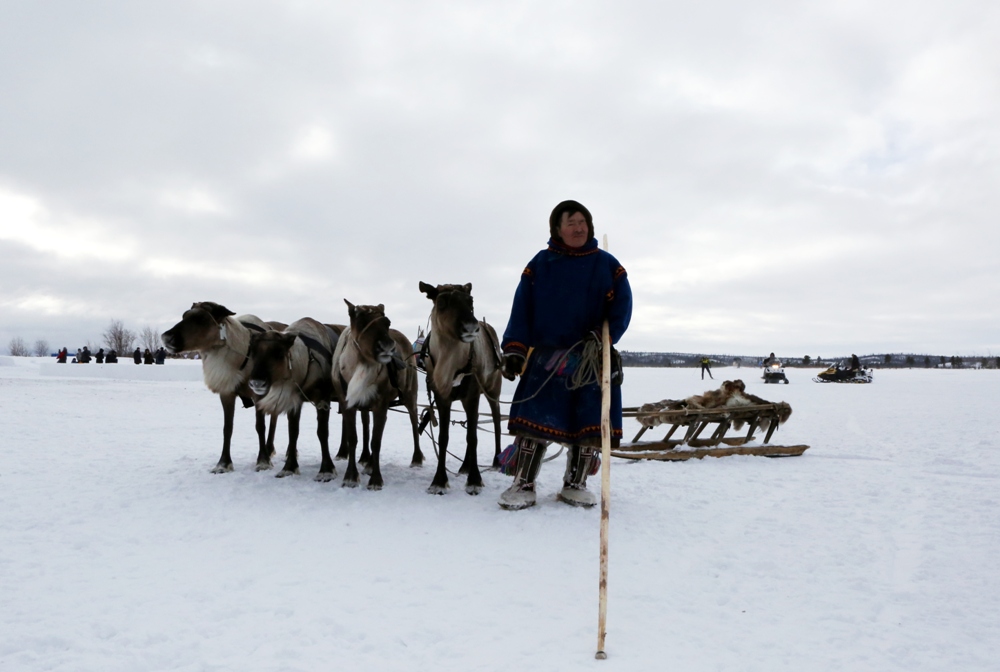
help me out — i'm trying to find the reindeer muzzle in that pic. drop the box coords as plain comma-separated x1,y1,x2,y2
377,342,397,364
161,333,181,353
249,379,270,396
460,321,480,343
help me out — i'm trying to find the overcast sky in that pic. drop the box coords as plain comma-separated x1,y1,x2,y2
2,0,998,358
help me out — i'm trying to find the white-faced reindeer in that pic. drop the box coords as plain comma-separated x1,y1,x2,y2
161,302,282,473
331,301,423,490
246,318,340,481
418,282,504,495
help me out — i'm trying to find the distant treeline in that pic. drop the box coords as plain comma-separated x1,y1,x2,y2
620,352,1000,370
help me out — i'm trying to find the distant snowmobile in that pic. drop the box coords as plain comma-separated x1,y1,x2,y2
762,359,789,384
813,364,873,384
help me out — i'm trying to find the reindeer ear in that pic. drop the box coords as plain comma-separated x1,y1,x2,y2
344,299,356,319
376,304,385,313
462,283,472,293
419,281,438,300
206,302,236,321
280,333,297,349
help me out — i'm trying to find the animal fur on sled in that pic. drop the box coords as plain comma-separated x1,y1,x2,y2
638,379,792,433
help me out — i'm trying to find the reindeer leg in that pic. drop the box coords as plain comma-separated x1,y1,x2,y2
489,394,503,470
315,405,336,482
367,407,387,490
213,393,237,473
335,402,350,460
341,408,360,487
407,392,424,467
427,394,450,494
359,409,372,469
254,409,272,471
460,391,483,495
266,413,279,458
277,406,301,477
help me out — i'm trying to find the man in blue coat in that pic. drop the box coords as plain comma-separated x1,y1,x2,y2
499,200,632,510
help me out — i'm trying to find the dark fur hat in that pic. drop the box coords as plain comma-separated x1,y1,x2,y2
549,200,594,242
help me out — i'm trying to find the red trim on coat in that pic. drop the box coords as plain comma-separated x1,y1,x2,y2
509,417,623,441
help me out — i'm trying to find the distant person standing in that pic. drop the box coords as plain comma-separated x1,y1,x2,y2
154,347,166,365
95,348,105,364
56,347,68,363
106,349,118,363
133,347,142,364
143,348,154,365
700,356,713,380
80,346,92,363
850,353,860,371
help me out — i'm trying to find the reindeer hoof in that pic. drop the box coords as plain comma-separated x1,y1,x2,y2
255,462,273,472
409,460,423,468
314,471,336,482
367,481,383,491
412,452,425,466
465,483,483,496
426,483,448,495
342,478,359,488
210,463,234,474
276,469,298,478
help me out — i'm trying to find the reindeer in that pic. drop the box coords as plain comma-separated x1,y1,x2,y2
247,318,340,480
161,302,281,473
418,282,504,495
328,322,371,470
331,301,423,489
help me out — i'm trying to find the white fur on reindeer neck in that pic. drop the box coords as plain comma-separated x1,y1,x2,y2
201,315,256,395
333,326,384,409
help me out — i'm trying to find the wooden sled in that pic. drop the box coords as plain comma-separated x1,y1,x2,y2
614,402,809,461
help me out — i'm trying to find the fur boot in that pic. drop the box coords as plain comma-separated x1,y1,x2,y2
557,445,599,508
498,437,547,510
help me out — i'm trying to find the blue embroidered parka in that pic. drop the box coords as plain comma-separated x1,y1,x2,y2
501,237,632,446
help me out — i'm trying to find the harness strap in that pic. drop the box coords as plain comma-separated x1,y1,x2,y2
297,333,333,362
240,321,267,333
452,342,476,387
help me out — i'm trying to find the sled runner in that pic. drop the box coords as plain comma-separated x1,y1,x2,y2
612,384,807,461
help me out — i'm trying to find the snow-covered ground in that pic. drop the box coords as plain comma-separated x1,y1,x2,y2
2,357,998,671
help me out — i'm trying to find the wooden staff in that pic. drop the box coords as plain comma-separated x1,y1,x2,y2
596,235,612,660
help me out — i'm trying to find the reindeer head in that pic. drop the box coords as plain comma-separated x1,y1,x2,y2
247,331,297,397
161,301,235,354
419,282,480,343
345,300,396,364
